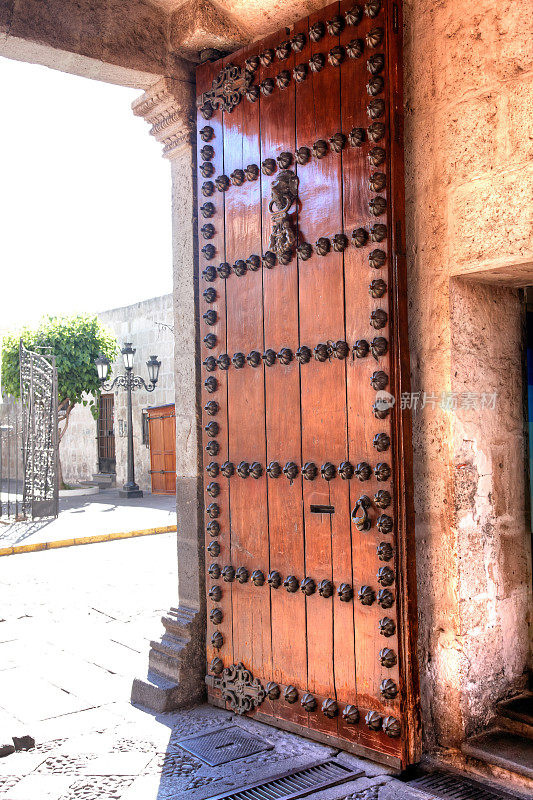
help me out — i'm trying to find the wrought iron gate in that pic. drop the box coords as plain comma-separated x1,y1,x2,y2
19,342,59,519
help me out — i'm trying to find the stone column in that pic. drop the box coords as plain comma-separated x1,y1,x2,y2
130,74,206,712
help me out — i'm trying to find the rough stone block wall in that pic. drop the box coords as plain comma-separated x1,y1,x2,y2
60,401,97,486
61,294,175,492
404,0,533,749
0,398,24,487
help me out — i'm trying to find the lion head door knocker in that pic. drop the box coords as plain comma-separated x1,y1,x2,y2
268,170,299,265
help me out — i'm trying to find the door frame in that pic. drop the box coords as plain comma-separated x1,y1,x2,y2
97,393,116,474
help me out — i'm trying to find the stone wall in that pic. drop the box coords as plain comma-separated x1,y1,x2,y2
0,397,23,488
60,400,96,486
61,294,175,492
403,0,533,750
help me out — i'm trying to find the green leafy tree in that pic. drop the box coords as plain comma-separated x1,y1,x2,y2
1,315,118,488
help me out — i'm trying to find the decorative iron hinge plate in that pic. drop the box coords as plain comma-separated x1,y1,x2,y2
211,662,266,715
196,64,253,114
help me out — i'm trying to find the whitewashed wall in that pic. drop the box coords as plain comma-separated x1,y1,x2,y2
61,294,174,491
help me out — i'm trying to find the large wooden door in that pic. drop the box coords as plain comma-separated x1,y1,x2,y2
97,394,115,474
197,0,420,769
147,405,176,495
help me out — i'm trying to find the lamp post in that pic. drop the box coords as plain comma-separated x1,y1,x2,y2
95,343,161,498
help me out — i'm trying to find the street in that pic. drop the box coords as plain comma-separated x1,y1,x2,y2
0,534,177,797
0,489,176,550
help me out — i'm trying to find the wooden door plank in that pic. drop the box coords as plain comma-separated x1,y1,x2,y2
338,0,401,759
222,45,272,684
163,411,176,494
293,3,355,737
384,0,421,764
149,416,162,493
258,29,308,729
197,59,232,677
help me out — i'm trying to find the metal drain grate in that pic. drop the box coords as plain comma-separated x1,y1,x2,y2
205,759,363,800
177,725,273,766
409,770,525,800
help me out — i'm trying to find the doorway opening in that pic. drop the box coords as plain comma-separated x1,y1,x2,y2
147,404,176,495
97,393,116,475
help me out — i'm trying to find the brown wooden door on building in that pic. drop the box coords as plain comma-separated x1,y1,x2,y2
197,0,420,769
147,405,176,495
97,394,115,474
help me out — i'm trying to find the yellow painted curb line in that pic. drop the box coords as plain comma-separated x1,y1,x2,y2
0,525,177,557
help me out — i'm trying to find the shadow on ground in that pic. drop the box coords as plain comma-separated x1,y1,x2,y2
0,488,176,546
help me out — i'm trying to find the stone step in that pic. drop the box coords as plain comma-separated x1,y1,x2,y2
496,693,533,741
91,473,115,486
461,728,533,782
498,693,533,727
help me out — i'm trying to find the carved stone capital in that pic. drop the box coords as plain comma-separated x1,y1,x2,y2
132,76,195,159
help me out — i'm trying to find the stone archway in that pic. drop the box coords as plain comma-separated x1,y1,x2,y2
2,0,532,790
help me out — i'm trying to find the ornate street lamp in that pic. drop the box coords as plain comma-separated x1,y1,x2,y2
95,343,161,498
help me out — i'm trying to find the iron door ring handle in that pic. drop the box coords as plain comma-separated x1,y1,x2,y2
351,495,372,531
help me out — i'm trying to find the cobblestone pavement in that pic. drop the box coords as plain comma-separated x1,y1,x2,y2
0,533,436,800
0,489,176,548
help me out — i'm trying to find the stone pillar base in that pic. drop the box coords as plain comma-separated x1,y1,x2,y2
131,605,205,712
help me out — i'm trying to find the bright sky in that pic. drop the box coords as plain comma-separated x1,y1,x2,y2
0,56,172,332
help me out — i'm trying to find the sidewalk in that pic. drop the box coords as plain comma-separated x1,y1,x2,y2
0,489,176,551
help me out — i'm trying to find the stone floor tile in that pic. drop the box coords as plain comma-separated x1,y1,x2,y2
102,623,153,654
31,707,121,742
29,738,69,754
104,702,154,725
335,751,396,778
119,774,162,800
111,721,172,753
81,646,145,680
0,621,34,646
0,776,21,796
53,733,122,755
0,752,48,775
0,704,24,733
0,674,92,725
377,781,439,799
7,773,73,800
0,642,29,672
36,754,99,774
56,775,135,800
109,734,160,755
40,657,129,706
80,752,153,776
